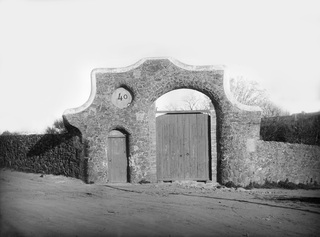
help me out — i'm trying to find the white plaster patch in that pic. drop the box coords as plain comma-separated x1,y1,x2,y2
246,139,256,152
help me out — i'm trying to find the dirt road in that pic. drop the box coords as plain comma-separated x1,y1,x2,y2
0,169,319,237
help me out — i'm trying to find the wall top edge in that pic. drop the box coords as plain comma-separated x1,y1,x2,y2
64,58,226,117
92,57,226,75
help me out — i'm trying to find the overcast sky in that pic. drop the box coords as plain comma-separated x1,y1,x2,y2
0,0,319,133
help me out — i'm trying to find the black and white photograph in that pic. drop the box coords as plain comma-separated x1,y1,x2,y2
0,0,319,236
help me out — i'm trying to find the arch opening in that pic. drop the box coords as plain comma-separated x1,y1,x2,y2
153,89,219,182
107,129,129,183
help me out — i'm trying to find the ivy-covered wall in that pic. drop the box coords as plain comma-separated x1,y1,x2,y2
260,111,320,146
0,133,87,182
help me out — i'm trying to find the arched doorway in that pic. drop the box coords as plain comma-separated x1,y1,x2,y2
155,89,217,182
107,130,128,183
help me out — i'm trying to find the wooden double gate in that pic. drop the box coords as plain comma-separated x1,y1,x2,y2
156,113,210,181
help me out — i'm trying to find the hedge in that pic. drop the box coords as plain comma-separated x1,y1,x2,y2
260,111,320,146
0,133,87,182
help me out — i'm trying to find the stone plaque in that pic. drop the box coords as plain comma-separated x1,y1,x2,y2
111,87,132,109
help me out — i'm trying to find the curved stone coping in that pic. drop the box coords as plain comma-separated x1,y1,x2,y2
92,57,226,74
63,57,261,116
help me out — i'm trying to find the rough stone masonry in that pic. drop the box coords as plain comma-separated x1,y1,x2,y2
63,58,262,185
63,58,320,186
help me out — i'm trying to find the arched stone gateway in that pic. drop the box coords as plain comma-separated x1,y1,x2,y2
63,58,262,185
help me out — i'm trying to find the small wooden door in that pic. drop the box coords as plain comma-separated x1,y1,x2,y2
156,113,210,181
107,130,127,183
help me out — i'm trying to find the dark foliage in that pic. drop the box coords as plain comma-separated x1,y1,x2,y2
260,112,320,146
0,130,21,136
0,133,87,181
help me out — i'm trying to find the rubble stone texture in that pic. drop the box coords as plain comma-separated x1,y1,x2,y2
63,58,320,186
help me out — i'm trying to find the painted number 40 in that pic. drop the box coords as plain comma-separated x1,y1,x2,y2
111,87,132,109
118,93,128,101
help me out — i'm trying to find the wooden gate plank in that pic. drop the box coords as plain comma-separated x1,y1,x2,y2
196,114,205,179
204,114,209,178
196,114,202,179
184,114,191,179
163,117,169,179
169,115,177,179
156,116,162,180
168,115,173,179
175,115,181,179
189,114,197,179
177,114,184,180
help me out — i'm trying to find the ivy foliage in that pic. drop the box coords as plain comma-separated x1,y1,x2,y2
0,133,86,180
260,112,320,146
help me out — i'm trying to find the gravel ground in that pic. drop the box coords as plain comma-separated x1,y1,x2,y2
1,169,319,237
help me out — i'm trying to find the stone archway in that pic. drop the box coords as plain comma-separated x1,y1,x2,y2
154,89,217,182
63,58,262,185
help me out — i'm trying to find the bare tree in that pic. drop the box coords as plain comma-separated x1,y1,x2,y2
181,93,211,110
182,93,201,110
164,103,183,111
230,77,264,106
164,91,211,111
230,77,289,117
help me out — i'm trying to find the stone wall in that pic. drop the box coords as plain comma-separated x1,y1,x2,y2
146,102,157,182
63,58,262,185
210,109,217,182
244,140,320,185
62,58,320,186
